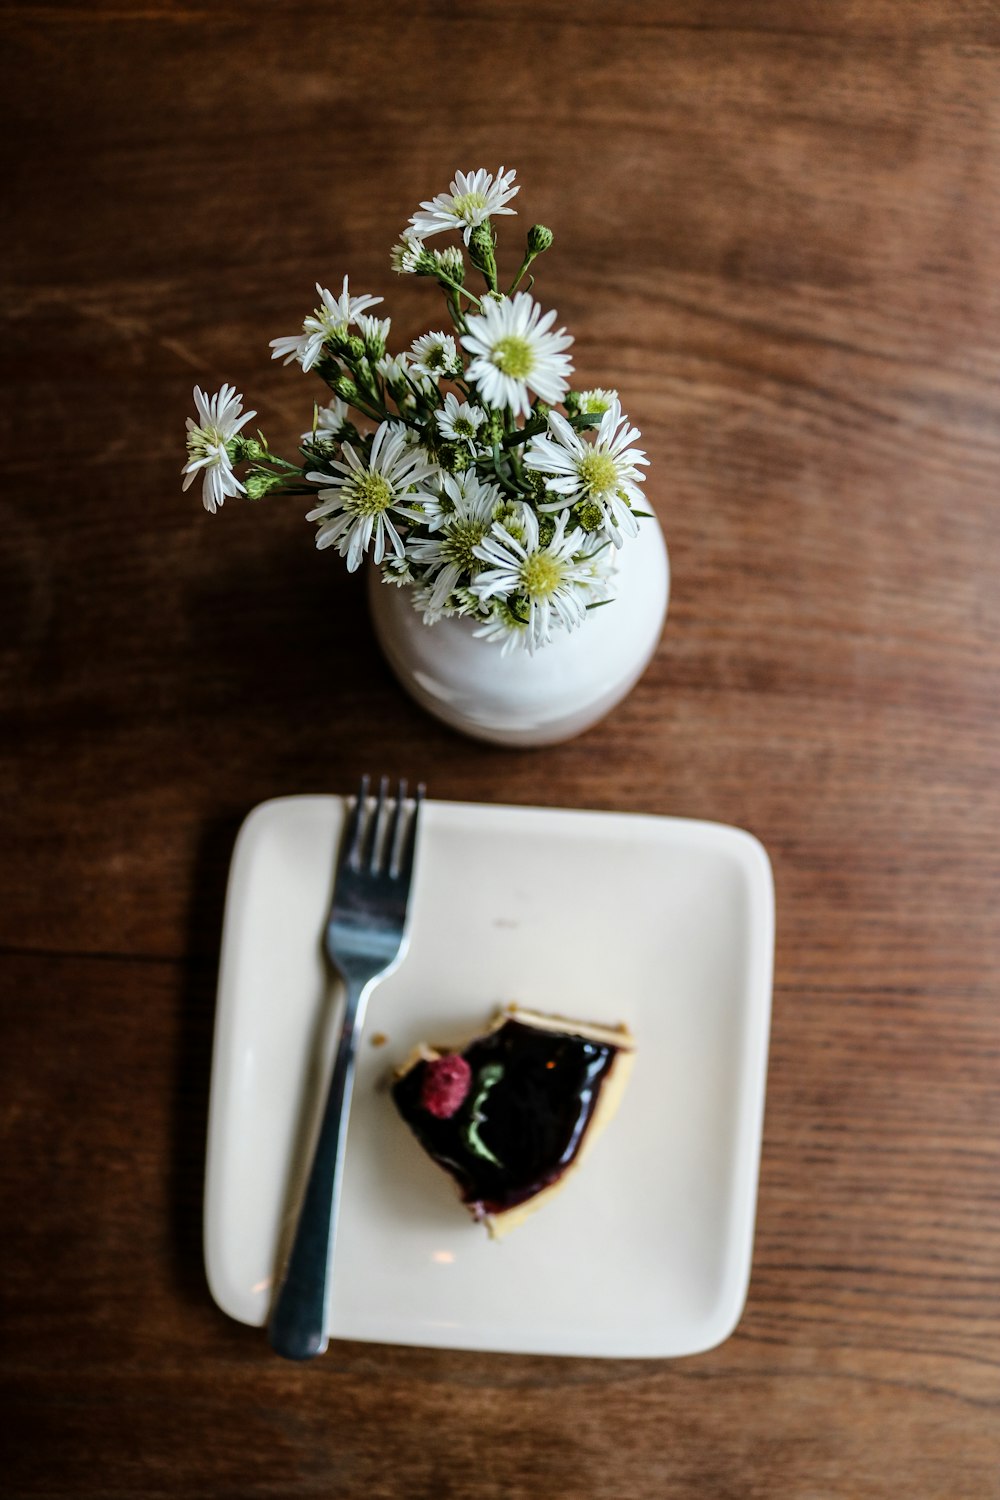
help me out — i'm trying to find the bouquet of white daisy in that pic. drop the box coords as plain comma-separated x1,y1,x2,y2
184,167,650,655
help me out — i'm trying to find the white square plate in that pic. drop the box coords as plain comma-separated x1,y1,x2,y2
204,796,774,1358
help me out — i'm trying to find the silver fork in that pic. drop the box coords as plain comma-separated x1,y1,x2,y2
268,775,424,1361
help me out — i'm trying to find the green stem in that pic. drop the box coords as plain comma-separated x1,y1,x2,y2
403,371,438,411
342,384,386,423
503,409,525,483
507,250,538,296
447,291,470,336
349,359,390,416
262,452,303,471
484,443,520,497
500,417,547,449
435,271,482,310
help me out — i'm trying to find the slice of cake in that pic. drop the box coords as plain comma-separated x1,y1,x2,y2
390,1004,635,1237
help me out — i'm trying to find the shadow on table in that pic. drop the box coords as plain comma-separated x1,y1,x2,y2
161,551,423,1327
166,813,246,1319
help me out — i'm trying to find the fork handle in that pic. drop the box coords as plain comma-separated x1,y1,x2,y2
268,977,369,1360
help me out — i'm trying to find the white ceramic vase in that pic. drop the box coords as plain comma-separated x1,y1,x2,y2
367,516,670,747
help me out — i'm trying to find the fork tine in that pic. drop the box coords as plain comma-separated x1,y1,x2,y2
394,781,424,883
366,775,390,872
345,774,370,871
387,779,408,878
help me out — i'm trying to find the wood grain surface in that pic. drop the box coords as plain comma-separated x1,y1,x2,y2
2,2,999,1496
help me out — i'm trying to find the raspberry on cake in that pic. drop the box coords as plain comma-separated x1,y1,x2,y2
391,1004,635,1237
418,1053,472,1119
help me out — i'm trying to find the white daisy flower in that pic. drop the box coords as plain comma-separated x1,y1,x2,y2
409,580,454,625
381,554,415,587
383,417,426,449
302,397,350,446
356,314,391,356
409,166,519,245
575,387,618,416
432,245,465,280
406,472,504,618
409,330,460,380
472,600,531,657
390,232,425,274
490,497,531,545
376,353,438,411
524,399,648,545
182,384,256,514
576,535,619,601
409,580,480,625
471,506,597,653
305,421,440,572
376,351,411,387
434,391,486,447
461,292,573,417
269,277,384,371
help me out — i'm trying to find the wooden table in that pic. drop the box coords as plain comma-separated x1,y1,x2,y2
3,3,998,1495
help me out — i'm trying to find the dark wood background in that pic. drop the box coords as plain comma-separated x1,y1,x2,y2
2,2,999,1495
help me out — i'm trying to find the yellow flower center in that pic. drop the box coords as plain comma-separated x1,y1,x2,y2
443,519,489,572
576,501,605,531
452,190,489,221
492,335,535,379
348,472,393,516
521,551,563,599
581,394,611,416
187,426,226,460
576,451,618,497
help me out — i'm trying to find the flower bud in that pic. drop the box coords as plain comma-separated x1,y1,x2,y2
525,469,548,502
468,223,498,284
527,224,553,255
346,335,366,362
434,245,465,285
469,223,495,261
334,376,360,402
390,234,425,275
244,470,285,500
